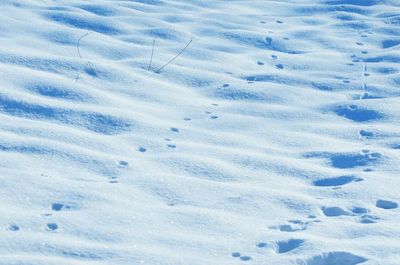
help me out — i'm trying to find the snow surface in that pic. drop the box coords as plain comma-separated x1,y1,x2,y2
0,0,400,264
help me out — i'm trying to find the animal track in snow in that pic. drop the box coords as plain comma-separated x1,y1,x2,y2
51,202,75,211
270,223,304,232
322,205,381,223
300,251,367,265
240,256,252,261
278,224,305,232
376,199,398,210
359,130,373,138
117,160,129,168
331,104,385,122
138,147,147,153
280,224,301,232
8,224,20,231
322,206,351,217
359,214,379,224
351,207,369,214
313,175,363,187
270,218,319,233
52,203,65,211
46,223,58,231
304,150,382,169
275,239,304,253
109,176,118,184
231,252,252,261
351,207,380,224
256,242,268,248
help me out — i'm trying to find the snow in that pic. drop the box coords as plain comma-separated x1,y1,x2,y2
0,0,399,264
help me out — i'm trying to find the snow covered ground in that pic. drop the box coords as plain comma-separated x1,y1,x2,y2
0,0,399,264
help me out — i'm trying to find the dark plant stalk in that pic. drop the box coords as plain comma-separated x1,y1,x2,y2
147,39,155,71
148,38,193,78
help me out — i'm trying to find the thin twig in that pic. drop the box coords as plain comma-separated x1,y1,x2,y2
77,31,91,59
147,38,193,78
147,39,155,71
363,63,367,91
154,38,192,73
75,31,92,82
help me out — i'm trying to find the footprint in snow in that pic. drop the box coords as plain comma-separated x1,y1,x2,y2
359,129,374,138
269,218,320,232
304,150,382,169
312,175,363,187
322,206,380,223
351,207,379,224
240,256,252,261
46,223,58,231
322,206,351,217
109,177,118,184
360,214,379,224
117,160,129,168
138,147,147,152
275,239,304,254
8,224,20,231
331,104,385,122
51,202,74,211
256,242,268,248
376,199,398,210
351,207,369,214
231,252,252,261
52,203,64,211
302,251,367,265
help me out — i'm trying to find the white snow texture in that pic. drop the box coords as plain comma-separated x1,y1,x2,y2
0,0,399,264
